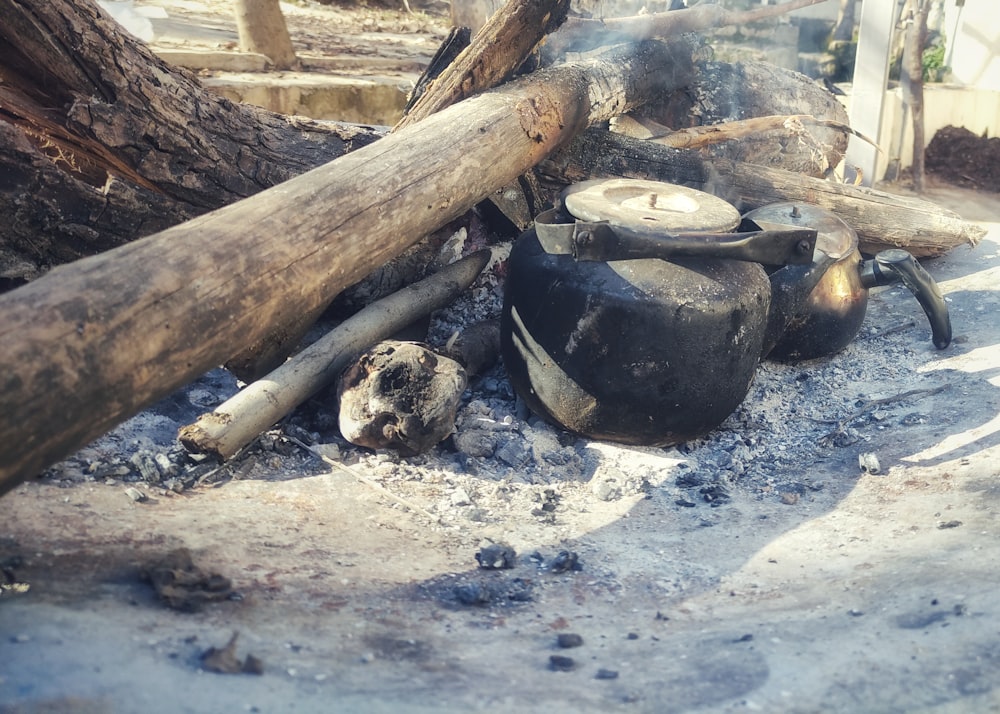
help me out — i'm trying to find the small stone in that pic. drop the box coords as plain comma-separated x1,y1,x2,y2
591,476,620,502
124,486,147,503
700,484,730,506
130,451,161,483
779,492,799,505
453,429,497,458
556,633,583,648
154,452,179,478
242,654,265,675
595,668,619,680
454,583,492,605
495,439,529,468
312,443,341,461
549,655,575,672
450,487,473,507
858,452,881,475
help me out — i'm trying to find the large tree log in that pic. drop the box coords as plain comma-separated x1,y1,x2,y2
0,0,383,284
630,59,852,178
0,39,698,495
538,129,985,257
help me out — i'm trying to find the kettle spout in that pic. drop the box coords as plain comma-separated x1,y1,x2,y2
762,252,838,358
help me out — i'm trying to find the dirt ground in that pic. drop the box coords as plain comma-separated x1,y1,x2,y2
3,2,1000,713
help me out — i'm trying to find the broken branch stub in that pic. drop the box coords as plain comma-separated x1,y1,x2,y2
338,341,467,456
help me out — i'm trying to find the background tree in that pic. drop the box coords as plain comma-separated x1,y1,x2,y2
831,0,856,42
235,0,298,70
902,0,931,192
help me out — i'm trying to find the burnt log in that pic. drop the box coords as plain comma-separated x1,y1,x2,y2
397,0,570,128
0,39,698,495
0,0,383,285
541,0,827,63
628,59,853,177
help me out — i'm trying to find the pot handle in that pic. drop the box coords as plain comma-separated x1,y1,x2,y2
860,249,952,349
570,222,817,266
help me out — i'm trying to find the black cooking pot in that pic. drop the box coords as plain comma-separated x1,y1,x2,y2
500,179,821,446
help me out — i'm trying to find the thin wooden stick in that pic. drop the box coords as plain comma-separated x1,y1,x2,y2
819,384,951,443
320,453,443,525
632,114,880,153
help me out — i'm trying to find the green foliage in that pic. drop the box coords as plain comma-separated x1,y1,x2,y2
922,41,948,82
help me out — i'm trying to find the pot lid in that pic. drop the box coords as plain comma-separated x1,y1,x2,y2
562,179,741,235
742,202,856,260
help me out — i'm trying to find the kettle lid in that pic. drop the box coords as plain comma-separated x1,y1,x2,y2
562,179,741,235
742,202,857,260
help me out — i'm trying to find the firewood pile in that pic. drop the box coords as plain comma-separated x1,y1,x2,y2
0,0,985,496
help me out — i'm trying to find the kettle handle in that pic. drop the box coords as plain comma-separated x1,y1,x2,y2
860,249,952,349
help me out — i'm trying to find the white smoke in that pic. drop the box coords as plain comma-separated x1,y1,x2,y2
96,1,168,43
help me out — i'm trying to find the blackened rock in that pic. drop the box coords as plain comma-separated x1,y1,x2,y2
549,655,575,672
476,543,517,570
557,633,583,648
548,550,582,573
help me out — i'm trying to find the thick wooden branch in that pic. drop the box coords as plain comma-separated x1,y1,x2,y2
539,129,984,257
0,39,698,495
632,59,852,178
618,114,874,154
396,0,570,128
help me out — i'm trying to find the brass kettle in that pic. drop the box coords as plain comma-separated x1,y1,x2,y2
744,202,952,361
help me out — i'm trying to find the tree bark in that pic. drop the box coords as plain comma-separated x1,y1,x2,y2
538,129,985,257
234,0,299,70
0,38,698,495
0,0,382,285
